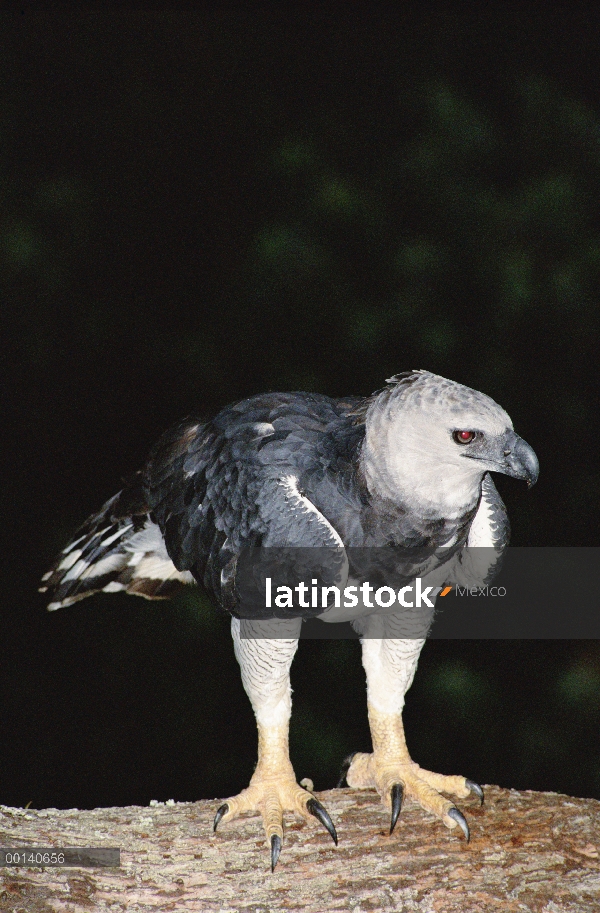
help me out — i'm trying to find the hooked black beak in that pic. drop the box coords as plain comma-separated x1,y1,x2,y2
463,429,539,487
501,432,539,488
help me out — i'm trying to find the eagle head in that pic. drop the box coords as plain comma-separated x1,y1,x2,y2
362,371,538,514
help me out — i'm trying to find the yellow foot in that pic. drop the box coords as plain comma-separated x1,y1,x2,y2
342,751,483,840
213,774,337,870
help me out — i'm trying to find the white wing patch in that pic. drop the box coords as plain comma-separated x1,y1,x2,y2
42,516,194,611
278,475,345,548
79,554,127,580
56,548,84,572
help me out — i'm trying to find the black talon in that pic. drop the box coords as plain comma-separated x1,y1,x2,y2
306,797,338,845
213,803,228,833
270,834,282,872
447,807,470,842
389,783,404,835
465,779,484,805
336,752,357,788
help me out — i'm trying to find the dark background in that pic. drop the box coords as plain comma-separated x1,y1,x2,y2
1,7,599,815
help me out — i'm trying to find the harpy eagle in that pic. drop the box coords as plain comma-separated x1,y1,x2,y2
40,370,538,869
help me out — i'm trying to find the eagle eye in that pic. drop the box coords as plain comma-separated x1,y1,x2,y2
453,430,476,444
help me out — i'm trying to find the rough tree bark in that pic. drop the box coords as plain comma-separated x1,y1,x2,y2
1,786,600,912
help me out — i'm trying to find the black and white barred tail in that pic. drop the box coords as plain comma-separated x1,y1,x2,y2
39,472,193,611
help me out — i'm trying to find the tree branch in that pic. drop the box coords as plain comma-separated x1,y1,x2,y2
1,786,599,911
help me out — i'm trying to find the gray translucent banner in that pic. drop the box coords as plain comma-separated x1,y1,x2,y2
233,547,600,638
0,847,120,867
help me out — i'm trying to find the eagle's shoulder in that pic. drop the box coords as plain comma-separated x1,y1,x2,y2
142,391,363,609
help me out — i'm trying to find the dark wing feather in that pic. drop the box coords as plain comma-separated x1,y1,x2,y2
144,394,352,617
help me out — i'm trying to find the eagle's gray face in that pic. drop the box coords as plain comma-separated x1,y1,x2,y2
363,371,538,515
